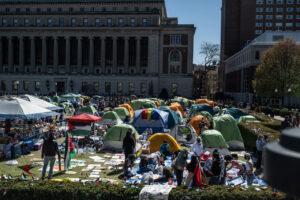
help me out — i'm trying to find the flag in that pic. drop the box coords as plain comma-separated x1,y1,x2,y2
193,163,208,187
19,164,33,175
67,136,76,170
68,121,91,136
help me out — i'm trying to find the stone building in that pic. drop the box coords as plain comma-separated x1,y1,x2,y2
0,0,195,97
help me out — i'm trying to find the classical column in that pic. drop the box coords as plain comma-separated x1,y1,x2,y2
54,37,58,72
101,37,106,68
19,36,24,72
136,36,141,73
8,36,13,72
42,36,47,73
0,37,2,71
30,36,35,71
65,36,70,72
77,36,82,68
112,36,117,73
124,36,129,73
89,36,94,73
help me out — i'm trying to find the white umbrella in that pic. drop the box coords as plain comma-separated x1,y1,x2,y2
0,98,58,120
19,94,63,111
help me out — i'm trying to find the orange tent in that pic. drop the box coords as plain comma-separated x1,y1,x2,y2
118,104,134,117
169,102,186,118
188,115,211,135
195,99,215,107
155,101,161,107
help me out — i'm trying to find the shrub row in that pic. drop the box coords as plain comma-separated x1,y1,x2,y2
0,180,292,200
260,106,299,118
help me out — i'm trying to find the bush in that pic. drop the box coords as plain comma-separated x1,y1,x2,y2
238,122,280,150
0,181,291,200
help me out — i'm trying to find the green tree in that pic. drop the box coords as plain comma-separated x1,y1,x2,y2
253,39,300,101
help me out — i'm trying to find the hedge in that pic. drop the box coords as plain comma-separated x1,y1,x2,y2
238,122,280,150
0,180,292,200
260,106,299,118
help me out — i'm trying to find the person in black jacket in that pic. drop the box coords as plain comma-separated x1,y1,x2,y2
185,155,198,186
41,133,60,180
208,152,222,185
122,129,135,159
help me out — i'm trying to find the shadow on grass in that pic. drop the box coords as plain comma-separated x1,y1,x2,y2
52,171,66,177
107,169,123,176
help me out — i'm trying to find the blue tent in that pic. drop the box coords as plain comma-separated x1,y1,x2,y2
224,108,247,120
188,104,215,117
132,108,169,134
157,106,181,129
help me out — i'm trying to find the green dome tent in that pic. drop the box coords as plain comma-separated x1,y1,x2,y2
149,98,166,106
130,99,156,110
101,111,123,125
52,96,60,103
61,93,81,98
157,106,181,129
213,114,245,150
202,130,230,155
78,105,98,116
190,111,213,123
188,104,215,117
113,107,130,121
103,124,140,152
238,115,260,123
60,102,74,115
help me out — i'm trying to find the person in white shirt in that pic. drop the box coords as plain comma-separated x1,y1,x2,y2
190,137,203,157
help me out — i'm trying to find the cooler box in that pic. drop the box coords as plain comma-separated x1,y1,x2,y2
33,142,42,151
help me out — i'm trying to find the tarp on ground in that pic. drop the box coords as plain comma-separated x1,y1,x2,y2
147,133,181,153
78,105,98,116
101,111,123,125
169,102,186,118
118,104,134,118
169,124,197,145
202,130,230,156
102,124,139,151
238,115,260,123
188,104,215,117
213,114,245,150
195,99,215,107
130,99,156,111
157,106,181,129
132,108,169,134
113,107,130,121
188,115,211,135
224,108,247,120
19,95,63,111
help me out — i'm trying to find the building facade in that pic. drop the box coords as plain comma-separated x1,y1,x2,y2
220,0,300,93
0,0,195,97
224,31,300,104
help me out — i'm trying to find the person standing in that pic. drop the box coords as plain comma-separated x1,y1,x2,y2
185,155,198,186
256,134,266,170
122,129,135,159
173,150,188,186
190,137,203,158
207,152,222,185
41,133,60,180
244,153,255,185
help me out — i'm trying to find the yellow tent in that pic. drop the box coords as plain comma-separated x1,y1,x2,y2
195,99,215,107
169,102,186,118
188,115,211,135
147,133,181,153
118,104,134,117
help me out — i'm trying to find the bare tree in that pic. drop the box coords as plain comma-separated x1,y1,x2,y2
200,42,220,67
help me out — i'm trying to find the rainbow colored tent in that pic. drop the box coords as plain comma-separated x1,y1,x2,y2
132,108,169,134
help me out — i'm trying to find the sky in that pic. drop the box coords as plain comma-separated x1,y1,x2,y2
165,0,222,65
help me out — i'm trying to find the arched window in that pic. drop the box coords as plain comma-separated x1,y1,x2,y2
169,50,181,73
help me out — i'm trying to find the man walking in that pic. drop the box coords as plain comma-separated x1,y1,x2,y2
41,133,60,180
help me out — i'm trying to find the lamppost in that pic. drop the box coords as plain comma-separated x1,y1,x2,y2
288,88,292,108
275,88,278,107
16,81,19,95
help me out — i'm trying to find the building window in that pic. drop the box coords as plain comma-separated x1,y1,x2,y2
256,15,263,19
266,15,273,19
117,82,123,93
16,8,20,13
59,18,64,27
23,81,29,91
24,18,29,27
176,36,181,44
113,7,117,11
255,30,263,34
146,7,150,11
102,8,106,12
276,22,283,26
47,18,52,27
256,22,263,27
69,7,73,12
256,8,264,12
105,82,111,93
107,18,112,27
276,7,283,12
83,18,88,27
135,7,139,12
47,8,51,12
276,15,283,19
1,81,6,91
287,7,294,12
296,22,300,27
266,22,273,27
131,18,136,26
286,15,294,19
36,8,41,12
71,18,76,27
255,51,260,60
35,81,40,91
13,18,18,27
91,7,95,12
93,82,99,92
277,0,283,4
124,7,128,11
287,0,294,4
297,8,300,12
286,23,293,27
297,15,300,19
95,18,100,27
2,19,7,27
143,18,147,27
12,81,19,91
256,0,264,4
26,8,30,12
171,84,178,94
119,18,123,27
58,8,62,12
169,50,181,73
140,83,147,93
5,8,10,12
298,0,300,4
81,82,88,92
36,18,40,27
80,7,84,12
129,83,134,92
266,8,273,12
267,0,274,4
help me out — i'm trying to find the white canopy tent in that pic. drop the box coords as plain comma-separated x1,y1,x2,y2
0,98,58,120
19,95,63,111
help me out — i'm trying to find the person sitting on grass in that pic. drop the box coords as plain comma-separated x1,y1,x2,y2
154,166,174,183
159,140,171,159
138,155,152,174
